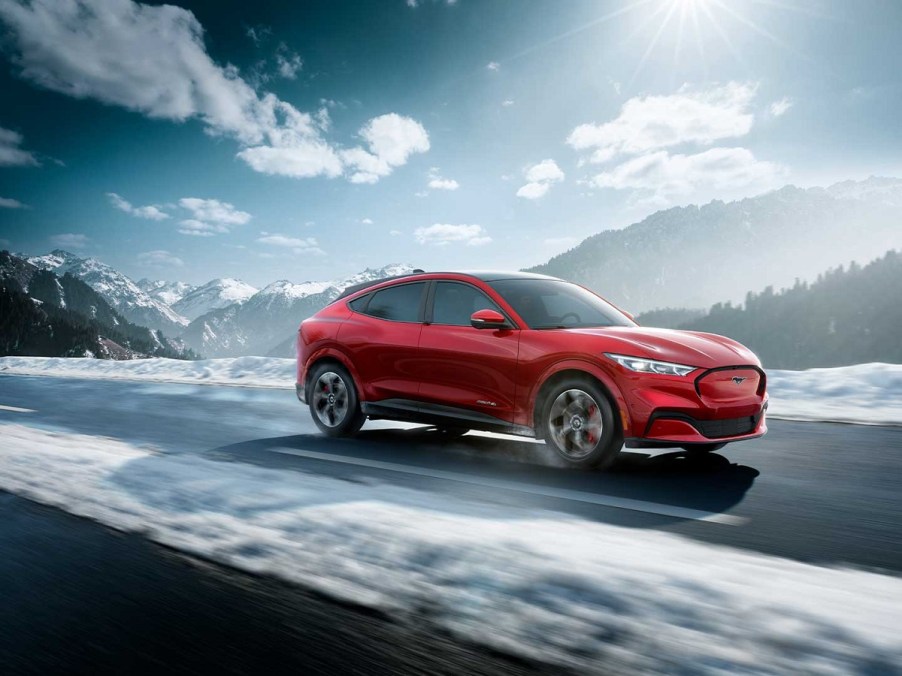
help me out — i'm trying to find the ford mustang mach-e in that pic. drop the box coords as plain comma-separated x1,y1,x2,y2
296,271,767,469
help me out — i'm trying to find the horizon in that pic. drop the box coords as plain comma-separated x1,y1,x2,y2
9,173,899,289
2,0,902,287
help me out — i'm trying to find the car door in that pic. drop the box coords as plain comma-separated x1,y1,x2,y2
416,281,520,423
338,281,427,403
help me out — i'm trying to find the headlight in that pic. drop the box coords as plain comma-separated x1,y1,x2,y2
604,353,698,377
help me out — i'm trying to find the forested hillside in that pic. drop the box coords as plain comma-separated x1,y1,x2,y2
677,250,902,369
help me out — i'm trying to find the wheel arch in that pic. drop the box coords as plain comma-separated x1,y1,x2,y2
530,360,628,439
304,347,364,402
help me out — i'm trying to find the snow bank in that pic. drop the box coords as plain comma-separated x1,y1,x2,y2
1,357,901,425
0,356,296,389
767,363,902,426
0,422,899,674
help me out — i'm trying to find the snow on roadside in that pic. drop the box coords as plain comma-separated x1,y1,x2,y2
0,356,296,389
0,422,900,674
1,356,901,425
766,362,902,426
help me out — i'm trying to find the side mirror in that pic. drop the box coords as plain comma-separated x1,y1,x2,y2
470,309,510,330
623,310,636,322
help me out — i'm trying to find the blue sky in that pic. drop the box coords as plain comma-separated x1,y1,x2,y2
1,0,901,287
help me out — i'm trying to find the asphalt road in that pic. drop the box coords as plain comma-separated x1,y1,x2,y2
1,374,901,672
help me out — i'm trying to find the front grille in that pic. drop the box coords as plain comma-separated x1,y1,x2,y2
693,415,757,438
646,407,765,439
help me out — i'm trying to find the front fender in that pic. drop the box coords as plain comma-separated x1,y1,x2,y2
526,358,631,435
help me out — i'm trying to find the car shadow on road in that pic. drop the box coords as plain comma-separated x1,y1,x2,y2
199,425,760,527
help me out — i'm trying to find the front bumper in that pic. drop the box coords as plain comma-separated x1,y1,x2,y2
616,364,768,448
624,402,767,448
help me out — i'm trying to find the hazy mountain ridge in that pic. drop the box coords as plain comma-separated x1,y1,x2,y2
527,177,902,314
180,264,413,358
137,278,196,306
28,250,190,333
171,277,258,321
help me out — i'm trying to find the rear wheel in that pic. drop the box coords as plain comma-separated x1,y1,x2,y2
308,363,365,437
542,379,622,470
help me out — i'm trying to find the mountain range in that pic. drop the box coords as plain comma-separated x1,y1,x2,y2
7,177,899,364
528,176,902,314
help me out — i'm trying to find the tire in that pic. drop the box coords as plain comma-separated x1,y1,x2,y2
680,443,726,454
307,363,366,437
541,378,622,469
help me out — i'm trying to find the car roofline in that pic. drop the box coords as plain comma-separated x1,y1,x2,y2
333,270,563,301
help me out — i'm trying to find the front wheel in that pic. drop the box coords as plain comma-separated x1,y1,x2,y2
308,363,366,437
542,379,622,470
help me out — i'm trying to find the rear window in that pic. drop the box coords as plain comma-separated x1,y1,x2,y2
347,294,370,312
363,282,425,323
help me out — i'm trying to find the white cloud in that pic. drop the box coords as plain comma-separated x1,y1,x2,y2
427,167,459,191
50,233,88,249
502,99,515,107
567,82,758,163
257,233,324,255
0,0,428,184
341,113,430,184
237,141,343,179
590,147,786,200
407,0,457,7
361,218,374,225
517,159,565,199
0,126,38,166
106,192,169,220
0,196,26,209
389,229,402,236
429,177,459,190
275,45,302,80
246,25,271,46
137,250,184,267
177,219,225,237
516,182,550,199
487,61,500,71
178,198,251,226
414,224,491,247
769,97,793,118
525,159,565,183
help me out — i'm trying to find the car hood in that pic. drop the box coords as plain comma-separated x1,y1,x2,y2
569,326,761,370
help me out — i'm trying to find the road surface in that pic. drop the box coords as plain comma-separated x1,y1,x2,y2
1,374,901,672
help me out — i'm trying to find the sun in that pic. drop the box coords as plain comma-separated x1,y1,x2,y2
624,0,813,86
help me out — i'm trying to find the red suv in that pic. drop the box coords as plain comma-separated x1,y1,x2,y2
296,271,767,469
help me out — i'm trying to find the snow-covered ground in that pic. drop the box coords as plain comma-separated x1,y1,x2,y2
0,356,295,389
1,356,900,425
0,422,898,674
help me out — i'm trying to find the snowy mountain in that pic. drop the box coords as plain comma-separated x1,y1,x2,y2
137,278,196,307
528,177,902,314
171,278,258,321
1,251,195,360
29,250,189,333
180,264,413,358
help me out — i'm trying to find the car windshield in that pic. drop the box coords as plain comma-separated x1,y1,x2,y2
487,279,635,329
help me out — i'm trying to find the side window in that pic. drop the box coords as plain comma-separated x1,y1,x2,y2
432,282,502,327
347,294,370,312
364,282,425,323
